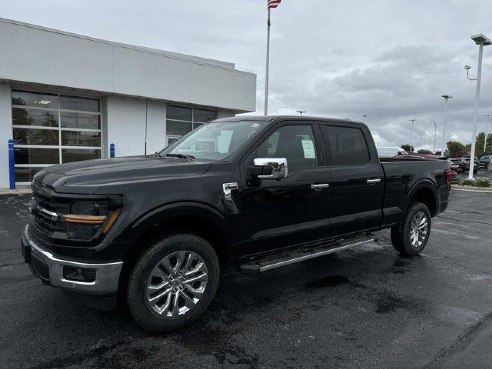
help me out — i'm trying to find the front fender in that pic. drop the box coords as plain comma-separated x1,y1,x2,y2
121,201,232,246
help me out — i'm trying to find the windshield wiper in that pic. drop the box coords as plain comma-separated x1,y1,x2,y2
153,151,162,158
165,153,195,159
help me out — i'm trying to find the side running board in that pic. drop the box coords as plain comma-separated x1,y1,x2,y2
239,236,377,274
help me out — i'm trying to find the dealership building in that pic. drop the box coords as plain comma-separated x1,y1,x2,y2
0,17,256,189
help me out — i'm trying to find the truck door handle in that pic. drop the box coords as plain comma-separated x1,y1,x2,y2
311,183,330,190
367,178,382,184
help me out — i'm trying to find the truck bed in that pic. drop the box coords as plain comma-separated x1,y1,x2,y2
380,158,450,228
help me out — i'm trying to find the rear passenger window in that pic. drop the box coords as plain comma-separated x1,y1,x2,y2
322,126,370,166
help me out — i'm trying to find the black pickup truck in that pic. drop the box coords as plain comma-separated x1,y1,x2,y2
21,116,451,332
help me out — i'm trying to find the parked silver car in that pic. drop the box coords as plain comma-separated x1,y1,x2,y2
478,155,492,169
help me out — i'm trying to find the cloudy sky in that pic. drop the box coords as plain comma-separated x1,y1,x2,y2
1,0,492,150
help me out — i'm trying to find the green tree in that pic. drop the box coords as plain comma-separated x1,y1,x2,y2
486,133,492,153
446,141,467,156
43,111,57,127
401,144,413,152
12,96,33,126
417,149,433,154
475,132,485,156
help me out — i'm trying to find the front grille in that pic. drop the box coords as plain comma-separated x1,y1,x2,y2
29,184,68,246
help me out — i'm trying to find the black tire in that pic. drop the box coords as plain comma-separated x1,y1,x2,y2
127,234,220,332
390,226,405,253
390,202,431,256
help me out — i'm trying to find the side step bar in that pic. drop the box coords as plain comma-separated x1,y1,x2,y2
239,237,377,274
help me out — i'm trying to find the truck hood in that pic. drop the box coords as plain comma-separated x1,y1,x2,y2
33,156,212,194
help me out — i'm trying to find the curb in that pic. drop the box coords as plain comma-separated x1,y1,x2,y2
452,185,492,193
0,187,32,196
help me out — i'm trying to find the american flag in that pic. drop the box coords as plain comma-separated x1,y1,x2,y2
268,0,281,10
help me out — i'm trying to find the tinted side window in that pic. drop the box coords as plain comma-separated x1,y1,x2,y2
254,125,318,175
322,126,370,166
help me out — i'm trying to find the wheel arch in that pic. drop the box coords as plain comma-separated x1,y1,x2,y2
407,181,439,216
117,202,231,292
127,202,231,259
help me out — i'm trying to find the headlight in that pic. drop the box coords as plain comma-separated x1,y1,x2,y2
70,200,110,215
63,200,121,239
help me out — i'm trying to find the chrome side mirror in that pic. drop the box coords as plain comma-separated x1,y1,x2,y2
253,158,288,180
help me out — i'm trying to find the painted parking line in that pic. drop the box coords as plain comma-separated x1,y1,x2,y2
433,221,484,232
432,228,479,240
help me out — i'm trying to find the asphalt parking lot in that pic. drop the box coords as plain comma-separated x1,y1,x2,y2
1,190,491,369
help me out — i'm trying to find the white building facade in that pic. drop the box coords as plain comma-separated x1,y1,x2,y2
0,18,256,188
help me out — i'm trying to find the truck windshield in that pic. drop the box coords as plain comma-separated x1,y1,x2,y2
159,120,266,161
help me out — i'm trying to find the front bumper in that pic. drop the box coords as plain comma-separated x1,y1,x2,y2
21,226,123,295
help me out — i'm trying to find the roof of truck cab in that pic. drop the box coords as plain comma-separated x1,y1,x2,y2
213,115,365,126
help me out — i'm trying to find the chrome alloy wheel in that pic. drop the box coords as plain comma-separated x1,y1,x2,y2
146,251,208,317
410,211,429,248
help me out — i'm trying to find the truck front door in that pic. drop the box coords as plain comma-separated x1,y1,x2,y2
233,122,332,256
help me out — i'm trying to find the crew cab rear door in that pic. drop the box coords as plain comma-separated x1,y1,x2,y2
320,123,384,236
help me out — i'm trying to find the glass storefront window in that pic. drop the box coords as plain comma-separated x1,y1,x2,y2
61,131,101,147
194,109,216,123
167,106,192,121
165,105,216,145
62,149,101,163
12,91,59,109
61,112,100,130
13,128,59,146
15,167,44,183
12,108,59,127
60,96,99,112
11,90,102,183
14,148,60,165
166,121,193,137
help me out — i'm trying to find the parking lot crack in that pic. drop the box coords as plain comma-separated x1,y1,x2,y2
26,340,128,369
421,311,492,369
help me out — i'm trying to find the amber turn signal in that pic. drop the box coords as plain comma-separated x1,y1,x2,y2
64,214,106,225
102,209,122,234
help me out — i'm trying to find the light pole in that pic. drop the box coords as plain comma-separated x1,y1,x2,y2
483,114,492,153
441,95,452,155
409,119,417,152
465,34,491,179
431,120,437,153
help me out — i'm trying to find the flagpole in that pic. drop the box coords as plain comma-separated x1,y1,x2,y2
264,9,271,116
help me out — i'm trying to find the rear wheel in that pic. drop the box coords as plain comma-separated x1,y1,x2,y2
127,234,220,332
391,202,431,256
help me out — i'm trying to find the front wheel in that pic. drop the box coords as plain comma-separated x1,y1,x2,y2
127,234,220,332
391,202,431,256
